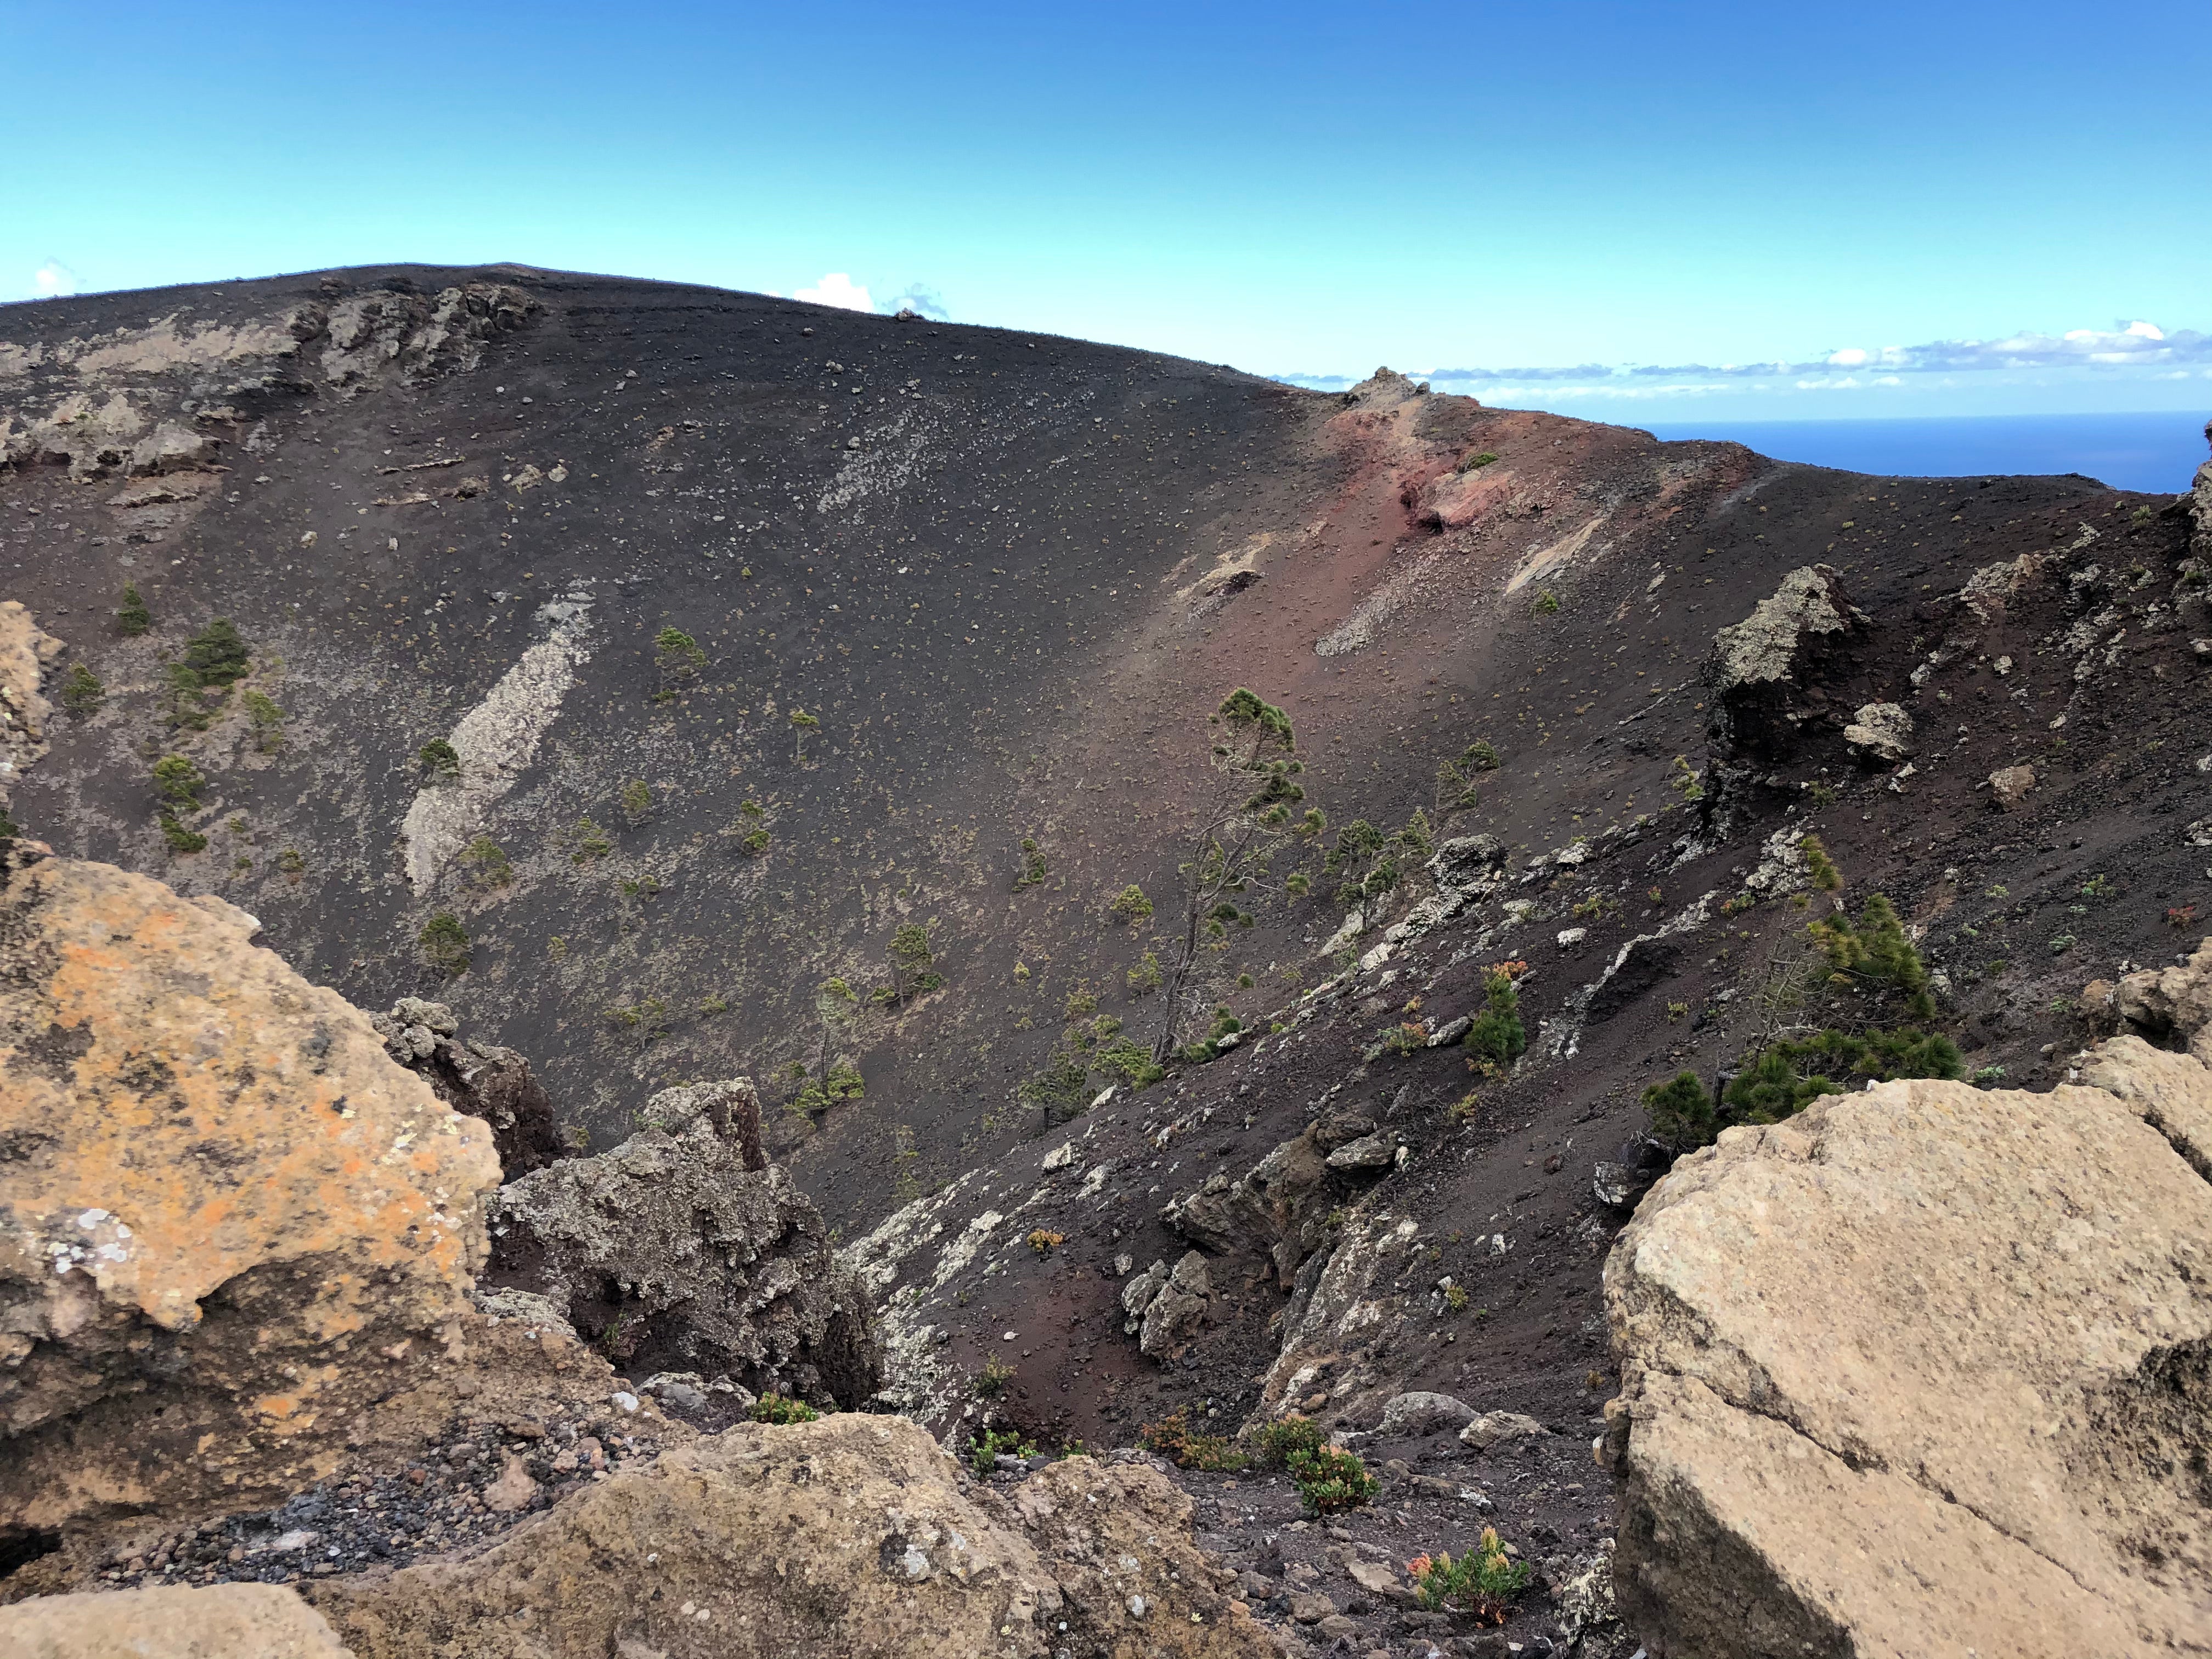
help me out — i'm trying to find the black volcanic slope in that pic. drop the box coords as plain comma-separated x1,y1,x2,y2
1,263,2203,1263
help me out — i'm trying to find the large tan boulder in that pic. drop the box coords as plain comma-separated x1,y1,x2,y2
0,1582,351,1657
1,851,503,1528
306,1413,1277,1659
1602,1042,2212,1657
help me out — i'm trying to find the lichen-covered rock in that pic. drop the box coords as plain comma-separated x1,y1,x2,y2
0,1581,352,1657
1703,565,1867,759
631,1076,766,1172
306,1414,1279,1659
1841,700,1912,764
0,600,64,812
0,853,501,1530
486,1112,878,1407
368,997,563,1177
1987,761,2037,809
1601,1041,2212,1658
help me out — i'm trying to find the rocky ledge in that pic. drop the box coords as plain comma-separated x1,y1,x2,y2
1603,972,2212,1657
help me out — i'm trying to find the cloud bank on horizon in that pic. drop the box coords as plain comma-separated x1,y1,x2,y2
1276,320,2212,403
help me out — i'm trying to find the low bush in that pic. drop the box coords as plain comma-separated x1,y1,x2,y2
1284,1443,1378,1515
1137,1409,1247,1472
750,1393,819,1425
1409,1527,1530,1623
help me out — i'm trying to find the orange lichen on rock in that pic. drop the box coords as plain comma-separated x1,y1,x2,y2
1,853,500,1457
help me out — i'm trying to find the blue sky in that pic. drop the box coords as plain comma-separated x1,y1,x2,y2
3,0,2206,419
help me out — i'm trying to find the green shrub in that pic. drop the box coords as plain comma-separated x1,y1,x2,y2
1092,1035,1165,1090
1808,893,1934,1019
739,827,770,856
570,816,613,863
1531,589,1561,617
1409,1527,1530,1621
159,814,207,854
59,662,105,716
1642,1071,1716,1150
1462,971,1526,1069
619,778,653,822
1285,1444,1378,1516
417,912,471,975
1254,1414,1328,1469
1109,883,1153,924
792,1058,865,1116
1799,834,1842,893
974,1356,1017,1399
116,582,151,637
889,921,941,1001
241,689,284,751
1014,836,1048,888
419,738,461,780
967,1424,1034,1474
459,835,512,889
182,618,251,687
653,625,706,683
1456,450,1500,473
153,754,206,811
1018,1049,1092,1121
1137,1410,1248,1471
750,1393,819,1425
1126,950,1162,996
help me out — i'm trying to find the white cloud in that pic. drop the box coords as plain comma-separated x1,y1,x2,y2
32,259,76,298
1827,347,1869,367
794,272,875,312
879,282,948,320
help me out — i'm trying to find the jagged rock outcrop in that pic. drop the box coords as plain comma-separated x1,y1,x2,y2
0,601,63,815
1702,565,1868,760
1163,1110,1389,1286
0,851,503,1532
370,996,563,1177
304,1414,1277,1659
486,1101,878,1406
1601,1037,2212,1658
2190,417,2212,558
2087,935,2212,1068
0,1581,353,1657
1120,1249,1213,1359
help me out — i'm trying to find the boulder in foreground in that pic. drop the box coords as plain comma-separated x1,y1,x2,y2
306,1413,1277,1659
0,1581,350,1658
1602,1032,2212,1657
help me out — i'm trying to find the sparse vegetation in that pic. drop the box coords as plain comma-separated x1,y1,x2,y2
749,1393,819,1425
1409,1528,1531,1623
1026,1228,1065,1255
569,816,613,863
966,1424,1034,1474
1014,835,1049,888
1126,950,1162,996
1456,449,1500,472
652,626,706,697
789,707,819,761
417,912,472,975
277,846,305,881
153,753,206,812
115,582,151,637
974,1356,1017,1399
1109,882,1154,925
1462,969,1526,1071
59,662,105,716
887,921,943,1002
419,739,461,781
619,778,653,823
1531,589,1561,617
1284,1442,1378,1516
459,834,513,889
1137,1410,1247,1471
181,618,251,687
241,689,284,751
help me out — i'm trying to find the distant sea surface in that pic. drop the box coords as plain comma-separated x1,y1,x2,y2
1640,411,2207,495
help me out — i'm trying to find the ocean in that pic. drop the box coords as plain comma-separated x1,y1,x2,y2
1638,411,2209,495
